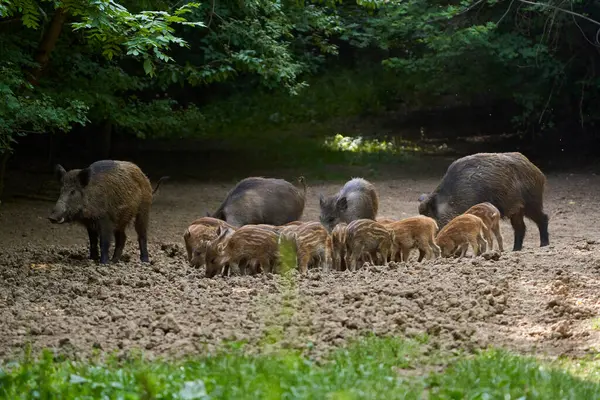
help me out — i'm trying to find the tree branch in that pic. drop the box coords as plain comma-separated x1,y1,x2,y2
517,0,600,26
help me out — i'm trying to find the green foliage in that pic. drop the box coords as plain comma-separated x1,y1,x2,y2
2,337,600,399
1,0,205,71
3,0,600,162
0,38,89,154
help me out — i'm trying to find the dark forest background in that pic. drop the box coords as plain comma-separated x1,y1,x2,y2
2,0,600,197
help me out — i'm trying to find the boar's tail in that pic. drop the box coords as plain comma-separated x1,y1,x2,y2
152,176,170,196
297,176,307,195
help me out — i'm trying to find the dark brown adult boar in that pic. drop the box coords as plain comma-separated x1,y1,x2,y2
319,178,379,232
209,176,307,228
417,152,549,251
48,160,167,264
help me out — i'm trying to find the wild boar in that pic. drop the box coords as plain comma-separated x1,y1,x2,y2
279,221,332,273
184,217,235,266
209,176,307,228
319,178,379,232
204,225,280,278
386,216,441,262
48,160,168,264
464,202,504,252
418,152,549,251
436,214,488,258
331,222,348,271
344,219,395,271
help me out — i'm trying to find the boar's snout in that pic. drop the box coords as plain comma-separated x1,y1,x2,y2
48,205,67,224
48,213,65,224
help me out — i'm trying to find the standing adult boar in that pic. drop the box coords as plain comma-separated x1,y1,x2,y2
48,160,167,264
209,176,307,228
319,178,379,232
417,152,549,251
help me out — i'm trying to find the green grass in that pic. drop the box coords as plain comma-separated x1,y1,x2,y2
3,336,600,399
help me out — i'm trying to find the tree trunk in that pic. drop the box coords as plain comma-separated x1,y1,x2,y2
30,8,68,85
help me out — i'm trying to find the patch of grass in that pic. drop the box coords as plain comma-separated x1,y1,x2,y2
427,348,600,399
3,336,600,399
591,317,600,331
0,336,429,400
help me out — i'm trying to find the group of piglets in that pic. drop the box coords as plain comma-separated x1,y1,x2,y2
47,152,550,275
183,152,550,277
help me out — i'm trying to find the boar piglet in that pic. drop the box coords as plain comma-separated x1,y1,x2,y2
344,219,395,271
279,221,332,274
209,176,307,227
418,152,549,251
385,216,441,262
204,225,280,278
184,217,235,266
48,160,167,264
319,178,379,232
331,222,348,271
436,214,488,258
464,202,504,252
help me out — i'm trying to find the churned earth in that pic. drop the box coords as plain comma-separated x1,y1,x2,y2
1,158,600,362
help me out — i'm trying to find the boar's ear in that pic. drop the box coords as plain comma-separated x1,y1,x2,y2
54,164,67,182
336,196,348,212
318,194,325,207
78,168,91,188
206,211,211,217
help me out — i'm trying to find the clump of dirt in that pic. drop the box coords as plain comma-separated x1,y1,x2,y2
1,238,600,362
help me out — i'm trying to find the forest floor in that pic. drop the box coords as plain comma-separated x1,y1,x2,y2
1,155,600,368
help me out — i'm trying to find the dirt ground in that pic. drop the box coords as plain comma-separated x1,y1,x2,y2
1,157,600,363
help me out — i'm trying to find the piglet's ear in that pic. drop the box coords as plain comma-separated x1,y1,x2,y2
78,168,91,188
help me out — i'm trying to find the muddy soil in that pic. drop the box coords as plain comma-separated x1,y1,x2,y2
1,160,600,362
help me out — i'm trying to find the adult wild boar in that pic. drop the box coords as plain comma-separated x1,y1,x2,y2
319,177,379,232
209,176,307,228
417,152,549,251
48,160,167,264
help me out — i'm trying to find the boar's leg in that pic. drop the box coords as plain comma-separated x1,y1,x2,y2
86,225,99,261
525,207,550,247
477,234,488,255
98,220,114,265
298,252,310,274
112,230,127,262
482,226,494,252
401,247,411,262
458,243,469,258
492,224,504,252
430,237,441,258
134,210,150,263
510,209,526,251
